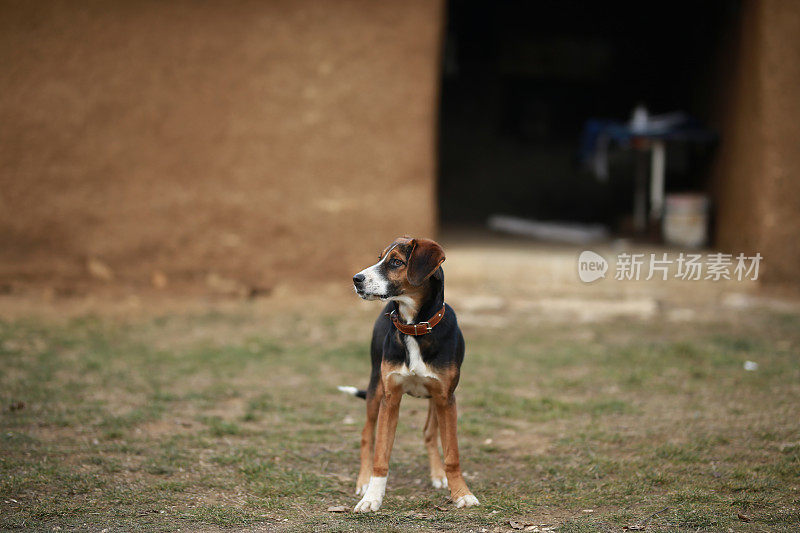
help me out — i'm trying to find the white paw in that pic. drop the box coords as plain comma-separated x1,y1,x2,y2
354,497,382,512
353,476,386,513
355,483,368,496
431,476,448,489
455,494,480,508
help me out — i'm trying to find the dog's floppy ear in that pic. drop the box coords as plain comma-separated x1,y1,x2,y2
407,238,446,286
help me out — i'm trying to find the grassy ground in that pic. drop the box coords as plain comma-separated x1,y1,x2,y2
1,300,799,532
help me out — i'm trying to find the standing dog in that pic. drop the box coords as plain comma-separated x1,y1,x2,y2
339,236,479,512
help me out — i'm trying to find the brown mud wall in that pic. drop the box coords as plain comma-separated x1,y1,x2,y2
0,0,443,293
713,0,800,285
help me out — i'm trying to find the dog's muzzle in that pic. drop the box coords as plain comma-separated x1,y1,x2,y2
352,273,373,299
352,272,388,300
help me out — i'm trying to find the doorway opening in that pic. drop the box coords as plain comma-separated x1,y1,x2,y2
438,1,738,239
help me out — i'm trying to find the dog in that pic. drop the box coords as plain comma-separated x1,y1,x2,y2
339,236,479,512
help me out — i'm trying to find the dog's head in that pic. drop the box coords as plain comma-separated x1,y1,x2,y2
352,237,445,301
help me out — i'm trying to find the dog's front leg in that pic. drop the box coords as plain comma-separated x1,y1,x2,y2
435,393,479,508
354,379,402,513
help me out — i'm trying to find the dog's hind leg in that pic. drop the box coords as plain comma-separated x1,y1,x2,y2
435,393,479,508
423,399,447,489
355,382,381,496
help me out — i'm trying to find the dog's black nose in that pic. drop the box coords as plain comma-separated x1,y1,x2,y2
353,273,365,285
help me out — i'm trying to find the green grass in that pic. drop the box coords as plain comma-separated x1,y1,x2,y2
0,306,799,531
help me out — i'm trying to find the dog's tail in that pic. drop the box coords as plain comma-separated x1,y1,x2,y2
337,385,367,400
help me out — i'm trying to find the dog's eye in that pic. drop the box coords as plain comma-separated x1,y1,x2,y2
389,258,404,267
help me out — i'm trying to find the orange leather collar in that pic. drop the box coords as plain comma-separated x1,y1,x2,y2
387,305,446,336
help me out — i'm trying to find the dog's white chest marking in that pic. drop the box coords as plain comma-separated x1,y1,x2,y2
389,336,439,398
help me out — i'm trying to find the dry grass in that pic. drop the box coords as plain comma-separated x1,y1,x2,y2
1,291,798,532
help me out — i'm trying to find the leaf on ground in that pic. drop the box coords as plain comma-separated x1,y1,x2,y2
510,520,524,530
738,513,751,522
434,505,449,511
326,505,347,513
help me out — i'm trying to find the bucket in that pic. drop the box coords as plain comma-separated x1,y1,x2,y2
663,193,709,248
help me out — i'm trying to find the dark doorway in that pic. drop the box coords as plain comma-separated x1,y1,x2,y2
438,1,738,232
